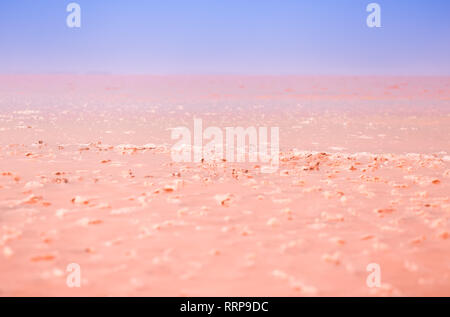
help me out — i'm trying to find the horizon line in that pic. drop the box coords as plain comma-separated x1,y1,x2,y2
1,73,449,78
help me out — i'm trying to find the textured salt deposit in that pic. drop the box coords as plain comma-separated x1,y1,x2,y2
0,75,449,296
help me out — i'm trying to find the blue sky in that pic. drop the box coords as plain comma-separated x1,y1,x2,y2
0,0,449,75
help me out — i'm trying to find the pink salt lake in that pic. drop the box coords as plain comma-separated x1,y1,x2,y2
0,75,449,296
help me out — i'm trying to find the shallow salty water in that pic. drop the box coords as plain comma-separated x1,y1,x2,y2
0,75,450,296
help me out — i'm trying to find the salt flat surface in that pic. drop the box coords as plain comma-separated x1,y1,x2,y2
0,75,449,296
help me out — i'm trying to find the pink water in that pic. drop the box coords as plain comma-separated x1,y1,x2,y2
1,75,449,296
